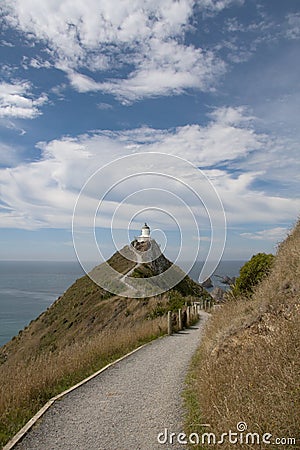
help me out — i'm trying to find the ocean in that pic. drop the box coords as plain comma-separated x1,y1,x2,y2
187,260,245,289
0,260,245,347
0,261,85,347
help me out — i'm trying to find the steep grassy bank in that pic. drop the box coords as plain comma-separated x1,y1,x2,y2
185,220,300,449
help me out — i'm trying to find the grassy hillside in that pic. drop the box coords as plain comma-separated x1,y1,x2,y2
0,245,209,447
185,220,300,449
130,242,210,299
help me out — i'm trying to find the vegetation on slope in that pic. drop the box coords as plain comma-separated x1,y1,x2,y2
185,220,300,449
0,245,207,448
106,245,137,274
130,241,211,300
0,309,167,448
230,252,275,298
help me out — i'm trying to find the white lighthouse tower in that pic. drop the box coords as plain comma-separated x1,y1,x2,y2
137,223,151,243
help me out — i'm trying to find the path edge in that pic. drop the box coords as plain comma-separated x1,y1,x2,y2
3,338,161,450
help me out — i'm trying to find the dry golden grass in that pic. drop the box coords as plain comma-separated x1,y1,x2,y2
185,220,300,449
0,315,167,447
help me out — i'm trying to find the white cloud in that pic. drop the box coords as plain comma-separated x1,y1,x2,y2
26,57,52,70
208,106,254,125
94,40,225,102
229,134,300,198
97,102,113,110
2,0,233,102
0,40,14,47
199,0,244,15
0,118,26,135
68,72,101,93
285,12,300,40
241,227,288,241
2,0,196,57
218,9,300,69
0,107,299,232
0,81,47,119
211,171,299,225
0,142,25,167
67,38,225,102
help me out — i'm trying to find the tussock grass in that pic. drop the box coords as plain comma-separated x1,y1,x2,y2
0,315,166,447
185,220,300,449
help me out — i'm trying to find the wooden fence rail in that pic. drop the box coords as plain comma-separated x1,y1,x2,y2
167,299,213,335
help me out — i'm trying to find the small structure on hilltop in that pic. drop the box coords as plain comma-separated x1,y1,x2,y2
137,223,151,243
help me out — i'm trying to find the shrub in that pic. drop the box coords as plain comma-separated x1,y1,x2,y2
231,252,275,298
167,290,186,311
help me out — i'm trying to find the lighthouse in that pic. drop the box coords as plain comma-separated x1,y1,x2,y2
137,223,151,243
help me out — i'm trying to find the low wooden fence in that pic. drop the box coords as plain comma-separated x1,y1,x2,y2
167,299,213,336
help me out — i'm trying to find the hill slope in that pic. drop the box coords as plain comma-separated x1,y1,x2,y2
0,242,210,447
185,220,300,449
0,240,208,361
90,239,205,297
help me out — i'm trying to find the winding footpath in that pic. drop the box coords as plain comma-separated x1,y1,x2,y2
119,253,142,294
13,312,209,450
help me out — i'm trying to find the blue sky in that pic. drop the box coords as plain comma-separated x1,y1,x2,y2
0,0,299,264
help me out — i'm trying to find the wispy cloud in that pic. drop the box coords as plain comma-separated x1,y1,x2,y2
219,9,300,65
23,57,53,70
0,40,14,48
68,40,225,102
0,81,47,119
0,142,25,167
97,102,113,111
2,0,232,102
241,227,288,241
285,12,300,40
0,107,298,230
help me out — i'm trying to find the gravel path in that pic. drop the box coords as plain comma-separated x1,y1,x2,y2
120,259,141,293
14,312,209,450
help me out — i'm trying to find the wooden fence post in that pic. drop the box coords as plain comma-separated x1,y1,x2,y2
168,311,172,335
187,306,190,326
178,309,182,331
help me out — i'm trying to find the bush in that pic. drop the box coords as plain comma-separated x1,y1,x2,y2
231,252,275,298
167,290,186,311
